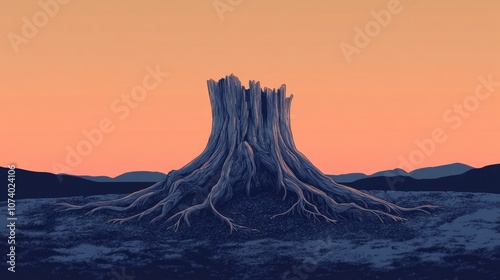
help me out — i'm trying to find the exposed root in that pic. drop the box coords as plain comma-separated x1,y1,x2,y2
59,158,435,231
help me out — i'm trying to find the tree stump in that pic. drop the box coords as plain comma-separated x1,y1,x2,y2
60,74,435,232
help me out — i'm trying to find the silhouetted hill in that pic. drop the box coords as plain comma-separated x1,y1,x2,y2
342,164,500,193
1,164,497,200
80,171,167,182
0,167,152,200
330,163,473,183
408,162,472,179
330,172,368,183
73,163,472,184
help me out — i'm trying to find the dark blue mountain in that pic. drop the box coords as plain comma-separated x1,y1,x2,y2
330,163,473,182
1,163,497,200
0,167,150,200
342,164,499,193
74,163,472,184
80,171,167,182
408,162,472,179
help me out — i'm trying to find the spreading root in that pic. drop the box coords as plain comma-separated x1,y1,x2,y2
58,153,437,233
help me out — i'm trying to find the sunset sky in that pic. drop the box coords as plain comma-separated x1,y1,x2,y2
1,0,499,177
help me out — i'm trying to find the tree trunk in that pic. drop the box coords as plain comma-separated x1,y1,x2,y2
61,74,435,232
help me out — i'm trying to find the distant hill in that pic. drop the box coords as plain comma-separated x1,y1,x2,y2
409,162,472,179
329,172,367,183
0,167,153,200
342,164,500,193
0,163,497,200
76,163,473,184
330,163,473,183
80,171,167,182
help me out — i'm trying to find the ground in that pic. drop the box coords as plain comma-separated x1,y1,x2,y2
1,190,499,279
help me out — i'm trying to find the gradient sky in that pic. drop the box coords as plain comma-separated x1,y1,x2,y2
1,0,499,176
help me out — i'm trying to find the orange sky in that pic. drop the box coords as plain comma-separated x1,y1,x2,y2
1,0,499,176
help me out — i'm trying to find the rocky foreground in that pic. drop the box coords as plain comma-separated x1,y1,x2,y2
1,191,499,279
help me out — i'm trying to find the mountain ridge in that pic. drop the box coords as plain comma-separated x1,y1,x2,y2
74,162,474,183
1,163,497,200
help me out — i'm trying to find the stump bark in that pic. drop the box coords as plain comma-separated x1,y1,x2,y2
61,74,435,232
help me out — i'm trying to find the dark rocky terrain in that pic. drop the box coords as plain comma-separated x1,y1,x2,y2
1,190,499,279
